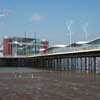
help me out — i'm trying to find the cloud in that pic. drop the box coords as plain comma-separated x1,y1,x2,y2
0,14,5,17
0,9,11,18
31,13,45,22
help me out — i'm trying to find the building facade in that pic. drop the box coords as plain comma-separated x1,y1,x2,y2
40,39,49,54
3,37,42,56
3,37,12,56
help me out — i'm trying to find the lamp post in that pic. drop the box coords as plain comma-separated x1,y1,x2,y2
34,32,37,55
66,20,73,48
83,22,88,41
24,32,27,55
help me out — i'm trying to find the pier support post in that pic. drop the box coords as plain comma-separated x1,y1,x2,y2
93,57,96,73
76,57,78,70
85,57,87,71
80,57,82,71
67,58,69,70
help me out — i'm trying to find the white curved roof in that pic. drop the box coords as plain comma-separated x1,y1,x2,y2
4,36,9,39
76,41,89,44
39,48,45,51
41,39,48,42
50,44,66,48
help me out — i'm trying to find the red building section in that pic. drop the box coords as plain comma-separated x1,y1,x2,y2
3,37,12,56
41,39,49,54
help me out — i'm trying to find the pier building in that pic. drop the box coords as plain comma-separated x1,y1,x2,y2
3,37,41,56
46,38,100,54
3,36,49,56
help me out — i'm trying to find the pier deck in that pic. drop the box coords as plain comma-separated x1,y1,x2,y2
0,49,100,73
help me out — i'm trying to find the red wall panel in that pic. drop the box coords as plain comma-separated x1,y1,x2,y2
3,38,12,56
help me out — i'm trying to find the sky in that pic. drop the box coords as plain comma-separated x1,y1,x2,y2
0,0,100,45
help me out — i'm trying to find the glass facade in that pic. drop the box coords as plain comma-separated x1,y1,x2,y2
5,37,41,56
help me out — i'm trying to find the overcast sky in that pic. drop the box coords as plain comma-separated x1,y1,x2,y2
0,0,100,45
